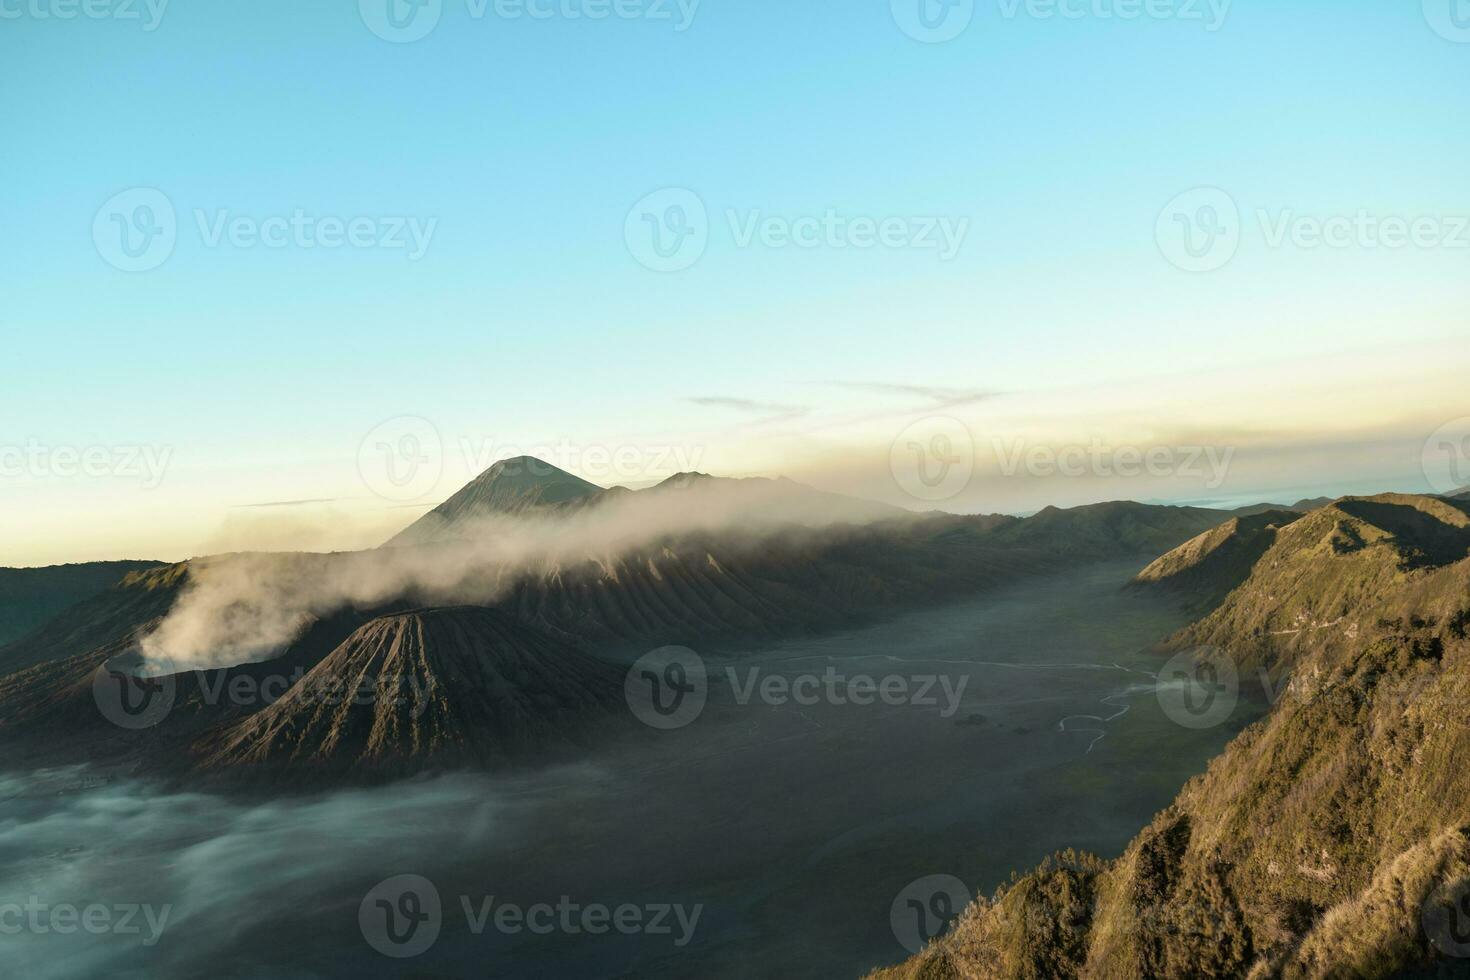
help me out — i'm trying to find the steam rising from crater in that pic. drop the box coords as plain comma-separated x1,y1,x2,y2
139,471,901,673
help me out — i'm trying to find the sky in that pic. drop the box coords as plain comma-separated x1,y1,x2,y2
2,0,1469,566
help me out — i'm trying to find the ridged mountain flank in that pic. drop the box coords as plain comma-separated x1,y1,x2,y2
193,606,626,778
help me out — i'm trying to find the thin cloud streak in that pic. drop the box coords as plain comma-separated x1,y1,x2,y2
231,498,341,509
686,397,812,428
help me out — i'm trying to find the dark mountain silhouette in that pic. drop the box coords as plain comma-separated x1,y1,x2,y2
0,561,193,674
1288,495,1337,511
1231,497,1333,518
387,455,603,545
989,500,1246,558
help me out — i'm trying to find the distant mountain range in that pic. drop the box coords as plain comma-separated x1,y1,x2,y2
0,459,1246,780
386,454,905,546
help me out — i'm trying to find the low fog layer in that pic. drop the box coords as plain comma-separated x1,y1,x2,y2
2,564,1258,979
0,764,605,980
139,475,904,673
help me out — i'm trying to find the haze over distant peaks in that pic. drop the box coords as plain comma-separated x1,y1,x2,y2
386,456,904,547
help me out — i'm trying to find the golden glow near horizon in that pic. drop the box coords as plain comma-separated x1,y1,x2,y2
2,336,1466,567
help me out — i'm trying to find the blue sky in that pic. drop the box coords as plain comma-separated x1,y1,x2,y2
3,0,1469,563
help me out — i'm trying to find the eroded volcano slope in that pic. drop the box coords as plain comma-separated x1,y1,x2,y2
193,606,628,777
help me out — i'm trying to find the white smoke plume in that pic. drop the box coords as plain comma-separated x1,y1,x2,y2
138,473,905,673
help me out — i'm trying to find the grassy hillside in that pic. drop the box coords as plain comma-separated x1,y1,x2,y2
1132,509,1303,612
867,494,1470,979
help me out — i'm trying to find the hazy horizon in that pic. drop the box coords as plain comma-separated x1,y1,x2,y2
5,1,1469,566
2,388,1464,570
